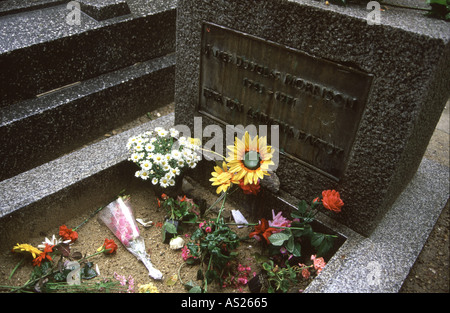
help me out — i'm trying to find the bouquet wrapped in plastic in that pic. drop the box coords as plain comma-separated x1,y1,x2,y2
98,197,163,280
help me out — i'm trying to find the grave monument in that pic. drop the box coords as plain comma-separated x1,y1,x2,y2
174,0,450,236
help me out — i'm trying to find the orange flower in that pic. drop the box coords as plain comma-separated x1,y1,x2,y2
59,225,78,242
239,180,260,195
102,238,118,254
321,190,343,213
32,244,54,267
161,193,168,200
249,218,277,244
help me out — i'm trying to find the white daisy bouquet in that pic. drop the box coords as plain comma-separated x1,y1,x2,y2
127,127,201,188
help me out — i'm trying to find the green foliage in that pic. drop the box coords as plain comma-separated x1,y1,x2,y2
160,195,199,221
267,198,336,258
160,195,199,240
262,260,299,293
185,220,241,291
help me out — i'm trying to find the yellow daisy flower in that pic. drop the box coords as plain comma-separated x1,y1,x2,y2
138,283,159,293
226,131,274,185
12,243,42,259
209,161,240,194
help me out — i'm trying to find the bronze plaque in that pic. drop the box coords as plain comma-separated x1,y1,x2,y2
198,22,373,180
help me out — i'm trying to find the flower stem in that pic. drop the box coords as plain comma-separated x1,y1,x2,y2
216,191,228,223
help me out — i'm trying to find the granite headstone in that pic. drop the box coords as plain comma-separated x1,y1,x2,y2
175,0,450,236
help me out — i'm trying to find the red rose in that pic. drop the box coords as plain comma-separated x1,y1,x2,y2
59,225,78,242
102,238,118,254
321,190,343,213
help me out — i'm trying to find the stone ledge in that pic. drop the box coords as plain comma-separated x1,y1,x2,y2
79,0,131,21
0,53,176,181
0,113,174,220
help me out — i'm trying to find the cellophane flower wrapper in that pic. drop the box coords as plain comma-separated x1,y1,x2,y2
98,197,163,280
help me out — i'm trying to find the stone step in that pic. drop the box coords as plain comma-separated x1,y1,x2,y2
0,113,175,247
0,53,176,182
0,1,176,108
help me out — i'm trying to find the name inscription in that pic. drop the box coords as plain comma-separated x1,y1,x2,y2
198,22,373,180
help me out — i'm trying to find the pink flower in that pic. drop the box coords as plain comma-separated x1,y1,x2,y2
269,210,291,233
181,246,190,261
205,226,212,233
311,255,326,274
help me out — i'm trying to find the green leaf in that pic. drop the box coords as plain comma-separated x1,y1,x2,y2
297,200,308,214
286,236,295,253
268,232,290,246
291,242,301,257
316,236,335,257
189,286,202,293
164,221,178,234
81,262,98,280
311,233,325,247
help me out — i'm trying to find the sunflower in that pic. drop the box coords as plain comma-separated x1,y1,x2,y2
209,161,240,194
226,131,274,185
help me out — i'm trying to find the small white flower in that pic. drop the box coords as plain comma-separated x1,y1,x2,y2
153,154,164,164
169,128,179,138
163,164,171,172
152,177,158,185
160,178,169,188
135,143,144,151
164,172,173,180
168,179,175,186
145,143,155,152
170,167,180,176
177,160,185,167
135,170,141,178
158,129,168,137
141,160,152,171
38,235,70,249
150,137,157,143
171,150,181,160
140,170,150,180
164,154,172,161
130,153,142,163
